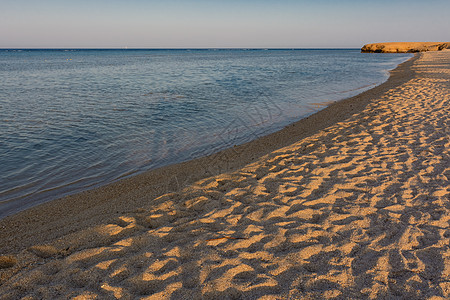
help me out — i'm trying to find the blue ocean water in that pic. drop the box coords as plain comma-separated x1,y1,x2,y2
0,49,412,218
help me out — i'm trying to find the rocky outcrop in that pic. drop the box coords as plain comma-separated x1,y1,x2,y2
361,42,450,53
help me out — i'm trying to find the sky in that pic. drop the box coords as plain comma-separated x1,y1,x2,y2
0,0,449,48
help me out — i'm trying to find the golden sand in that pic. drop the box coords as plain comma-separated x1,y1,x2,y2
0,50,449,299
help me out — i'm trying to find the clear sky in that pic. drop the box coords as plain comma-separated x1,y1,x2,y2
1,0,449,48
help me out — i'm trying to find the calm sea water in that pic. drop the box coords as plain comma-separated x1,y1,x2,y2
0,49,412,218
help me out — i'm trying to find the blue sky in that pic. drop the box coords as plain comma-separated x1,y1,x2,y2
1,0,449,48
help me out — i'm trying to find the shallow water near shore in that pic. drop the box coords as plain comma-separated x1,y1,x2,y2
0,49,412,218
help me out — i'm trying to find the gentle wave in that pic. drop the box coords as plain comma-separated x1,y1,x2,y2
0,49,413,218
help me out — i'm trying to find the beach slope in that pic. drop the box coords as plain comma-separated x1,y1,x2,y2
0,50,449,299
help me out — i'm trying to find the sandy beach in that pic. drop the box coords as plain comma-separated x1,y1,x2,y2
1,50,449,299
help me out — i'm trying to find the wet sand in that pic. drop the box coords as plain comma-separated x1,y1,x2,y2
0,50,449,299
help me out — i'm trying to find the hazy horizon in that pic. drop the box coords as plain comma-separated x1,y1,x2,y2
0,47,364,50
1,0,449,49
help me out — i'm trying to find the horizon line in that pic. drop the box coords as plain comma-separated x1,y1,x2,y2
0,47,362,50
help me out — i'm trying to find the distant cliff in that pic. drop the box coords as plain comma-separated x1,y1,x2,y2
361,42,450,53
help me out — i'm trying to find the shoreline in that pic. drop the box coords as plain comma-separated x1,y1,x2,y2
1,50,449,298
0,54,419,254
0,49,408,221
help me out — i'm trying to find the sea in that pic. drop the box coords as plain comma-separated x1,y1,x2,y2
0,49,412,219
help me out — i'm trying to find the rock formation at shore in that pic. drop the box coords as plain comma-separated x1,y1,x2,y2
361,42,450,53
